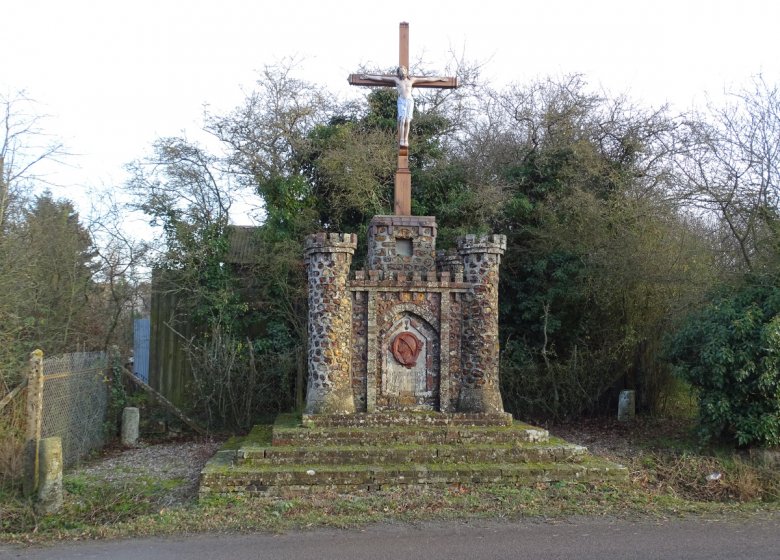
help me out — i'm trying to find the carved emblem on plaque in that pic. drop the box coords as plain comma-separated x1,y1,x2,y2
391,332,422,368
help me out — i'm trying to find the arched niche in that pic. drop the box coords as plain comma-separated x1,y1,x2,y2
378,309,440,411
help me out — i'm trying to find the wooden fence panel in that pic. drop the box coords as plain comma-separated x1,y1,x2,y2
149,269,192,409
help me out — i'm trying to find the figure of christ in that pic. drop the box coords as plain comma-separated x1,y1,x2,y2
360,66,449,147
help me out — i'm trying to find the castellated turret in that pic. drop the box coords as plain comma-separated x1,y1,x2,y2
304,233,358,414
456,234,507,413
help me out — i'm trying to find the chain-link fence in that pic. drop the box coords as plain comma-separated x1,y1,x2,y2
40,352,109,467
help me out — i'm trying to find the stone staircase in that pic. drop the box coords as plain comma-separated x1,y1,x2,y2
199,413,627,498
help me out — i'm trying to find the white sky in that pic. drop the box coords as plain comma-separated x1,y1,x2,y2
3,0,779,226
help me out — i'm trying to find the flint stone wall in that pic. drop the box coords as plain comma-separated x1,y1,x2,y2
366,215,437,273
457,234,506,413
305,219,506,415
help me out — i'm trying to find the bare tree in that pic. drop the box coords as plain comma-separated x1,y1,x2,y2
86,190,151,350
206,60,331,191
0,92,67,233
676,77,780,273
0,94,69,388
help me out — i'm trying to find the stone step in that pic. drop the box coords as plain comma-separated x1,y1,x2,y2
237,442,587,466
273,421,549,447
200,456,628,497
302,412,514,428
199,416,628,499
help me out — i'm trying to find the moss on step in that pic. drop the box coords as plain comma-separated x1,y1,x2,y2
199,414,627,498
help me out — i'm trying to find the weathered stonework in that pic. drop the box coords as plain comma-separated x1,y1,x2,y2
457,234,507,413
367,215,437,273
305,217,507,416
198,415,629,498
199,22,635,499
304,233,358,414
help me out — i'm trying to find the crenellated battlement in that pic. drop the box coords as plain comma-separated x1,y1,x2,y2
350,268,466,287
304,232,358,256
456,234,507,255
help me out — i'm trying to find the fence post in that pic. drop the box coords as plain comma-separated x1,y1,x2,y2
36,436,63,514
23,349,44,497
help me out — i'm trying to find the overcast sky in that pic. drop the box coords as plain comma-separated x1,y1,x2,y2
3,0,779,225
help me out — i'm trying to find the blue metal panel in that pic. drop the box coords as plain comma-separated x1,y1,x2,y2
133,317,151,383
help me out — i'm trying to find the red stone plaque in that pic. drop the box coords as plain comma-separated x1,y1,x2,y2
391,332,422,368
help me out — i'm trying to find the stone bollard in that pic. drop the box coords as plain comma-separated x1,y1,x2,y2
617,390,636,422
121,406,140,446
36,437,63,514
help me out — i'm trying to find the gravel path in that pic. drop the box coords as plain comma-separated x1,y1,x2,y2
73,438,224,506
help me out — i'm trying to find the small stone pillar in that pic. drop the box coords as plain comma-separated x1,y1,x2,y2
457,234,507,413
618,390,636,421
121,406,140,445
36,437,63,514
304,233,358,415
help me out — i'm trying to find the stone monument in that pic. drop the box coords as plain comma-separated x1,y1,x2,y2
304,22,508,420
199,24,629,497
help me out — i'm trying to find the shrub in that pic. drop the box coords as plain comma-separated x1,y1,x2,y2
664,279,780,447
0,395,26,490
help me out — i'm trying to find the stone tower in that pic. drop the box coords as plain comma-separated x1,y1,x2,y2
456,234,507,413
303,233,358,414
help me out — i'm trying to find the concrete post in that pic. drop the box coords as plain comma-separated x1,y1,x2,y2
35,437,63,514
23,349,44,497
618,390,636,421
121,406,140,445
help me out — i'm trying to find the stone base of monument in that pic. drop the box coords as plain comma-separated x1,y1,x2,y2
199,413,627,498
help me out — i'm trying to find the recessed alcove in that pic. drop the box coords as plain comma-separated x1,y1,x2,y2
395,238,413,257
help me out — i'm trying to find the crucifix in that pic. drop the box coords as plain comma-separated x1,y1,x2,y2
348,22,458,216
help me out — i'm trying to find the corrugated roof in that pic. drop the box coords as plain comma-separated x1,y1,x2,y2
224,225,262,264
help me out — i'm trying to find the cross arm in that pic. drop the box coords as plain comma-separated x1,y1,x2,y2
410,76,458,89
348,74,458,88
348,74,395,87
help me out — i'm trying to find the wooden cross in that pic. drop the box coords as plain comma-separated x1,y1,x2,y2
348,22,458,91
348,22,458,216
